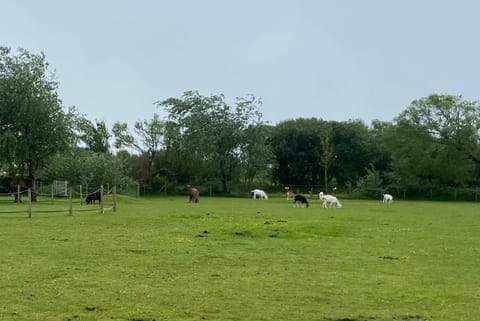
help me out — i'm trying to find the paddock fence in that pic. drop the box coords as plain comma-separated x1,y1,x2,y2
0,185,118,217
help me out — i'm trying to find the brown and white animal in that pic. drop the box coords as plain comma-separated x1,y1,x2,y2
319,191,342,208
251,189,268,200
189,188,200,203
286,190,295,200
382,193,393,204
293,194,309,208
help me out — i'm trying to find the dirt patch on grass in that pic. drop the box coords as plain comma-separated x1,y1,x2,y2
195,230,210,237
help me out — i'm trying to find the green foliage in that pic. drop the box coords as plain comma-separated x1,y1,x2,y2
239,124,277,185
355,163,383,198
112,114,165,187
269,118,380,189
269,118,327,185
158,91,269,192
385,94,480,189
0,47,75,178
40,148,133,187
76,118,111,153
1,197,479,320
330,120,383,186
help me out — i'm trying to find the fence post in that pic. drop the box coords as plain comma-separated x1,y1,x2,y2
136,183,140,198
28,188,32,218
68,187,73,216
100,185,104,214
80,185,83,205
51,184,54,204
17,184,20,203
113,186,117,212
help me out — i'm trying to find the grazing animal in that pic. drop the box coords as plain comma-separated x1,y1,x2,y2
286,190,295,201
189,188,200,203
383,193,393,204
85,191,101,204
319,191,342,208
251,189,268,200
293,194,309,208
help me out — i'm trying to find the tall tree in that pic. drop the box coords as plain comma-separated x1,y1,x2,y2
384,94,480,189
329,120,379,188
320,128,333,193
77,118,111,153
240,123,276,185
269,118,327,186
112,114,164,188
158,91,264,193
0,47,75,183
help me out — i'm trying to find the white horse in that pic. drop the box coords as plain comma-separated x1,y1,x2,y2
319,191,342,208
251,189,268,200
383,193,393,204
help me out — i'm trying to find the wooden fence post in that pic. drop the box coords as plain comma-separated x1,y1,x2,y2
113,186,117,212
69,187,73,216
100,185,104,214
28,188,32,218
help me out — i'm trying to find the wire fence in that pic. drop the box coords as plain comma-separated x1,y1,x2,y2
0,185,118,217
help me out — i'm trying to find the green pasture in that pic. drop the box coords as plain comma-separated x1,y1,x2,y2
0,195,479,321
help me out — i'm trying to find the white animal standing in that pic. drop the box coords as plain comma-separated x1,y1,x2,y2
286,190,295,201
251,189,268,200
383,193,393,204
319,191,342,208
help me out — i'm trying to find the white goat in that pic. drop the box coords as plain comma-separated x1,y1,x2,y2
251,189,268,200
319,191,342,208
382,193,393,204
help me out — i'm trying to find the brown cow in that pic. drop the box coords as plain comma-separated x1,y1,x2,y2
189,188,199,203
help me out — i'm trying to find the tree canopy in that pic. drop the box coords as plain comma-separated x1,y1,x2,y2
0,47,75,180
158,91,271,192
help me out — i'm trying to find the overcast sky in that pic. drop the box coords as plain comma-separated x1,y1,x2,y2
2,0,479,129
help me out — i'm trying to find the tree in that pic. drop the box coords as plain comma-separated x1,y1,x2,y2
319,126,333,193
269,118,327,186
0,47,75,184
158,91,264,193
76,117,111,153
112,114,164,188
40,148,132,188
329,120,381,188
239,124,276,186
384,94,480,190
355,164,383,198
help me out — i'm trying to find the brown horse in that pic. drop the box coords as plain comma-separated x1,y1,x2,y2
189,188,199,203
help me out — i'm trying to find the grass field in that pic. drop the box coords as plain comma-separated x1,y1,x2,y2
0,195,479,321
